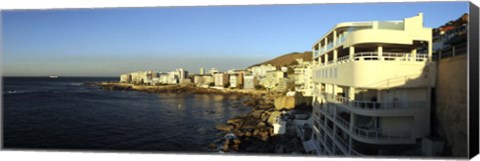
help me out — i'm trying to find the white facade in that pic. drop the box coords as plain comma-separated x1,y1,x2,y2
229,74,238,88
243,75,256,89
194,75,214,86
249,64,277,78
260,70,285,89
120,73,131,83
214,73,229,87
208,68,219,75
306,13,435,156
294,59,313,96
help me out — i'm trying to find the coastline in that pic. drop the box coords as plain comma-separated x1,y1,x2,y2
92,81,306,154
93,82,267,96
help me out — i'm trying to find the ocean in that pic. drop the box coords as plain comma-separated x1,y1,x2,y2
2,77,251,152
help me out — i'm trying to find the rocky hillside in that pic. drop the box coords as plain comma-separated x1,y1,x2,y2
249,51,313,68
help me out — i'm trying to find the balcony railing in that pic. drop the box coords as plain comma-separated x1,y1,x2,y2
352,126,411,139
324,93,426,111
315,52,429,67
335,134,349,153
335,116,350,129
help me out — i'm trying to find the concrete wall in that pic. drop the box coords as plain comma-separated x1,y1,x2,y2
435,54,467,157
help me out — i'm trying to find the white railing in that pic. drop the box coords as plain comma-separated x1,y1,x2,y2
352,126,411,139
314,52,429,67
323,93,426,111
337,55,350,63
336,116,350,129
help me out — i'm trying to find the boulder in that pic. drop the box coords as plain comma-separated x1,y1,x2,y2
233,139,242,145
274,96,296,110
243,99,258,107
267,111,282,125
227,117,245,130
248,109,265,119
216,124,233,131
256,122,266,128
253,128,261,136
208,143,217,149
259,131,270,141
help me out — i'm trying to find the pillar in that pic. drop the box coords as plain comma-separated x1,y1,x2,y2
333,49,338,63
411,48,417,62
333,30,337,46
348,87,355,107
312,47,316,58
349,113,355,133
428,40,432,62
349,46,355,60
378,46,383,61
324,53,329,65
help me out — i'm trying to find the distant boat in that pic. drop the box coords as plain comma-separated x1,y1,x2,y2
49,76,59,78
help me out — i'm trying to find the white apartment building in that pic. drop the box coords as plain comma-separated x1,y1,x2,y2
243,75,256,90
304,13,436,156
214,73,229,87
260,70,286,89
249,64,277,78
294,59,313,96
120,73,131,83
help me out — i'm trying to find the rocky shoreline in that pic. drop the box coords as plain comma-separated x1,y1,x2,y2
91,82,267,97
211,92,307,154
91,81,306,154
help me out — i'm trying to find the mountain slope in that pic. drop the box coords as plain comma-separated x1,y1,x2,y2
249,51,312,68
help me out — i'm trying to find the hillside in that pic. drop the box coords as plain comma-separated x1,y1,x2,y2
249,51,313,68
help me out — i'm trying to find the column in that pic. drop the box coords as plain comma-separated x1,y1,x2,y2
349,46,355,61
333,30,337,46
312,47,316,58
324,53,329,65
378,46,383,61
333,49,338,63
348,87,355,107
411,48,417,62
428,40,432,62
332,84,336,99
349,113,354,153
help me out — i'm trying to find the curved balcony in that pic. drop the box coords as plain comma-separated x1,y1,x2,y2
352,126,411,139
322,93,427,116
316,52,428,68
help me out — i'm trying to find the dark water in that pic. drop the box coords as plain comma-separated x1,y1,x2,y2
3,77,251,152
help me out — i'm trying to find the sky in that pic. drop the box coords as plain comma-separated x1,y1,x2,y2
1,1,469,77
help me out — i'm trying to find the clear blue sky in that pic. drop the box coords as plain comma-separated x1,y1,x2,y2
2,2,468,76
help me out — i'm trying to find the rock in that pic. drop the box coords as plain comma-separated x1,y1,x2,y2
253,129,260,136
259,131,270,141
248,109,264,119
227,117,245,130
267,111,282,125
243,99,257,107
274,96,296,110
232,144,239,151
233,139,242,145
215,124,233,131
208,143,217,149
256,122,266,128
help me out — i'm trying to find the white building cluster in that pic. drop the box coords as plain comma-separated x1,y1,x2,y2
120,68,189,85
119,63,314,92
